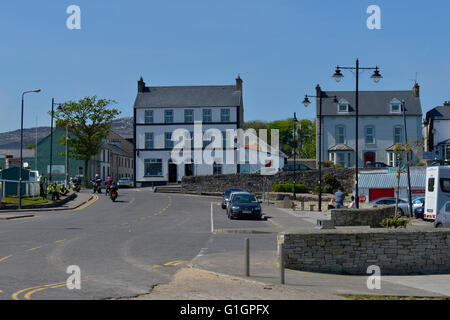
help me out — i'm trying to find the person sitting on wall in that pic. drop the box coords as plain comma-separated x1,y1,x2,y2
51,183,60,201
328,197,336,210
348,196,357,209
59,185,69,196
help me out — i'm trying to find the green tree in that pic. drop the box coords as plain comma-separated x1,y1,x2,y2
53,96,121,187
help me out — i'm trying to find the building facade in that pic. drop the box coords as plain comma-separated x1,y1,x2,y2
133,76,244,186
317,84,423,168
424,101,450,161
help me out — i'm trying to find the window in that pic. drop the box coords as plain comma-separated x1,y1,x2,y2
440,178,450,193
145,133,154,149
203,109,212,123
336,125,345,144
365,126,375,144
388,152,401,167
165,110,174,123
78,166,83,176
144,110,153,124
213,163,222,175
184,109,194,123
336,153,345,167
222,131,227,149
165,132,173,149
428,178,435,192
144,159,163,176
221,109,230,122
338,99,349,113
394,126,403,144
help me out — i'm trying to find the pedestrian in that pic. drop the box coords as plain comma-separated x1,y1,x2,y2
328,197,336,210
51,183,60,201
334,187,345,209
348,196,357,209
38,173,45,200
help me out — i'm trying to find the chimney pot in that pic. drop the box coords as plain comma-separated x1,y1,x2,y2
444,101,450,106
315,84,321,97
138,77,146,93
413,82,420,98
236,75,243,92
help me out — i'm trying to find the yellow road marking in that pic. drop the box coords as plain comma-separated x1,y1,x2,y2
12,282,66,300
152,265,162,268
54,239,66,244
121,222,128,225
0,255,12,262
74,194,99,211
163,260,187,267
24,283,66,300
0,289,3,293
26,246,42,252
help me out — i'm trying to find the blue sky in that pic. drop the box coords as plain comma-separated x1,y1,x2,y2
0,0,449,132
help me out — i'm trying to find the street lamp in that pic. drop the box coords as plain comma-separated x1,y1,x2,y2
293,113,298,203
49,99,63,183
19,89,41,209
57,105,70,188
302,86,338,212
332,59,382,208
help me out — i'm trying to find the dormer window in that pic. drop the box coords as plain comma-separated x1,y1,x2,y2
390,99,401,113
338,99,349,113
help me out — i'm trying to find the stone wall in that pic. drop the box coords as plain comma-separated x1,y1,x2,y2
181,168,355,195
330,206,395,228
279,229,450,275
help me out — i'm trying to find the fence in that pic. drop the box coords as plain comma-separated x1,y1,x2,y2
0,179,64,198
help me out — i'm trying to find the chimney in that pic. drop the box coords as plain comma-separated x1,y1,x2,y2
444,101,450,107
315,84,322,97
236,75,243,92
413,82,420,98
138,77,146,93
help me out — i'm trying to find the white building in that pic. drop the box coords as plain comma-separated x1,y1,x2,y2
133,76,244,186
424,101,450,161
316,83,423,168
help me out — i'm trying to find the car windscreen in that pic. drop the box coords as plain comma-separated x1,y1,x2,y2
232,194,258,204
226,189,242,196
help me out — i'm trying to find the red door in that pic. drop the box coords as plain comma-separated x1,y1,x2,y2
364,152,376,165
369,188,394,202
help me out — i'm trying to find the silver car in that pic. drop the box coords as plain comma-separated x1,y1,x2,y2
370,197,411,216
434,201,450,228
117,177,133,188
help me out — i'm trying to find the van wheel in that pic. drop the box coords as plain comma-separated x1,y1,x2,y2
399,209,404,216
436,223,443,228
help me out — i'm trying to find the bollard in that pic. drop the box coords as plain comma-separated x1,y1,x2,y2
245,238,250,277
279,243,285,284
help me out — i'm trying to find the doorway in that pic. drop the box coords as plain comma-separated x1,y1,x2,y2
364,152,376,165
185,163,194,177
168,163,178,183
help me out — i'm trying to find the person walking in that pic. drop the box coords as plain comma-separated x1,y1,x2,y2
38,173,45,200
334,187,345,209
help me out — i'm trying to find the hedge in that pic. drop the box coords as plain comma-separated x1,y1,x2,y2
272,183,309,193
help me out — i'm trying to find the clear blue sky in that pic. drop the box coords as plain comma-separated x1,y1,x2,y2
0,0,449,132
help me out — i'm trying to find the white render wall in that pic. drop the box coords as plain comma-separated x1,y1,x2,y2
321,115,422,167
135,107,238,124
433,119,450,145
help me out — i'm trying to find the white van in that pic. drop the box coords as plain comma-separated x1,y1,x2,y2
424,166,450,223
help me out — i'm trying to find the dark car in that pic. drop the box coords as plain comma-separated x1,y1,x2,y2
431,160,450,166
222,188,244,209
282,163,312,172
364,162,389,168
414,206,425,220
227,193,263,220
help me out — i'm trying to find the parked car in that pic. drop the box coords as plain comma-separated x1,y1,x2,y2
282,163,312,172
364,162,389,168
222,188,244,209
256,167,280,175
414,206,425,220
227,192,263,220
370,197,411,216
431,160,450,167
117,177,133,188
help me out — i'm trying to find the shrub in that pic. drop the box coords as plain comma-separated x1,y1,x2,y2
415,162,426,167
272,184,309,193
334,163,344,168
380,215,411,229
323,160,334,168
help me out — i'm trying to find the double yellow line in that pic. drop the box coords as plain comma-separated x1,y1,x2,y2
74,194,99,211
12,282,66,300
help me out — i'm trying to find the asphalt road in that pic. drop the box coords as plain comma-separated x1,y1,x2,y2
0,188,275,300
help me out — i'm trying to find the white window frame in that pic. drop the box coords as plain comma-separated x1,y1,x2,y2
144,110,153,124
394,126,403,144
165,110,174,123
337,99,349,113
390,99,402,113
145,132,154,149
220,109,230,122
365,126,375,145
335,125,345,144
184,109,194,123
144,159,163,177
203,109,212,123
165,132,174,149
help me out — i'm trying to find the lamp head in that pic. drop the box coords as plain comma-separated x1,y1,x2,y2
302,95,311,107
332,67,344,83
371,67,382,83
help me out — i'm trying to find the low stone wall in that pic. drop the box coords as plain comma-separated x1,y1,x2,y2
181,168,354,195
279,229,450,275
330,206,395,228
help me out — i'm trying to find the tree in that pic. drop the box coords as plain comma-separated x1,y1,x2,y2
53,96,121,187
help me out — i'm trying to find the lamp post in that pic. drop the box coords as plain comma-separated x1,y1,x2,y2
332,59,382,209
49,99,63,183
57,105,70,188
402,100,413,217
19,89,41,209
302,87,338,212
293,113,298,202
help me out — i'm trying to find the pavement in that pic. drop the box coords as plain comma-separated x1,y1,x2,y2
0,191,94,220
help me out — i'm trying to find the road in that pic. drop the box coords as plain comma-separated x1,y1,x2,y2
0,188,275,300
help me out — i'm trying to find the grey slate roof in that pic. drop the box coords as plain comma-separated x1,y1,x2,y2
359,173,425,189
426,106,450,120
134,85,241,108
437,139,450,145
0,149,35,158
328,144,354,151
318,90,422,116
